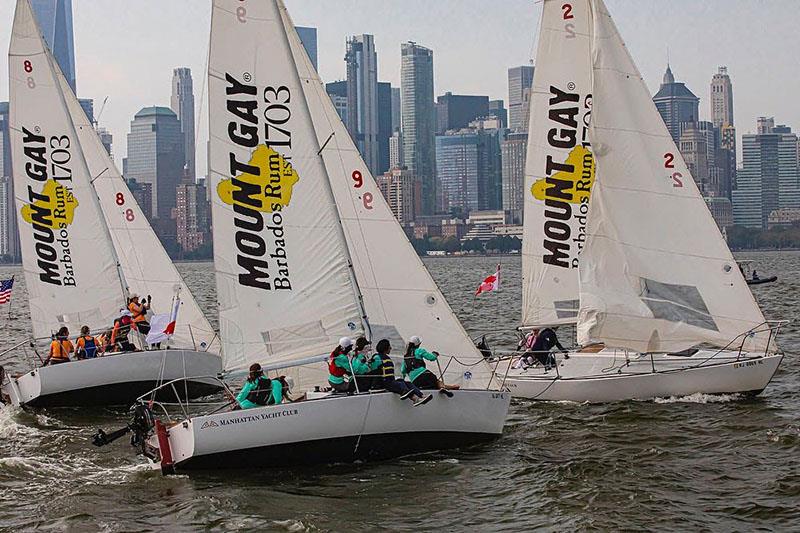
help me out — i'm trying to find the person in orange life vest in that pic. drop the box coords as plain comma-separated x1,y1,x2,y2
75,325,101,359
46,326,74,365
328,337,357,393
128,293,151,335
111,310,137,352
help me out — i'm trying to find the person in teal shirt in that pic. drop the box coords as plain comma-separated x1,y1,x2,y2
328,337,358,393
401,336,458,396
236,363,287,409
350,337,381,392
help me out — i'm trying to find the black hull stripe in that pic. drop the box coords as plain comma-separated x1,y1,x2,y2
26,380,222,407
176,431,499,471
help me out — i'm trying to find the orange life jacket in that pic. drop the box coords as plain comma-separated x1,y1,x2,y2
50,339,72,361
129,301,147,323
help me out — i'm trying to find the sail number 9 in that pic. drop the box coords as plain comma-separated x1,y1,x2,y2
351,170,373,210
664,152,683,188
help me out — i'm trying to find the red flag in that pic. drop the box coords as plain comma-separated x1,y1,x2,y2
475,264,501,296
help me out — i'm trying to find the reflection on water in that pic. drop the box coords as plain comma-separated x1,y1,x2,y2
1,253,798,531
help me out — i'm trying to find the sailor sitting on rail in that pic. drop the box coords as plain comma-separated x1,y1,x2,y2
372,339,432,407
401,336,458,397
45,326,73,365
235,363,291,409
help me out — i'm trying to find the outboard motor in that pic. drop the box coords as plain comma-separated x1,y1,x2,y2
92,403,156,455
476,335,493,360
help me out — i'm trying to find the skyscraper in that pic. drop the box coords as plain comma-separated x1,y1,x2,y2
126,106,185,222
389,131,404,169
0,177,10,257
489,100,508,129
377,167,418,224
502,132,527,224
401,42,436,215
96,127,113,156
175,181,210,254
377,82,393,175
653,64,700,143
391,87,402,133
295,26,318,71
435,121,502,215
346,34,379,173
710,66,734,128
0,102,19,261
31,0,76,93
435,93,490,134
171,67,196,178
508,66,534,132
732,119,800,228
326,81,348,129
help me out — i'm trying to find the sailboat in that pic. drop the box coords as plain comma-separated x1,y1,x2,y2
111,0,509,473
503,0,785,402
0,0,222,407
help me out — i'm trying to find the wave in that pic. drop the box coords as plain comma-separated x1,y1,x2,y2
653,392,743,404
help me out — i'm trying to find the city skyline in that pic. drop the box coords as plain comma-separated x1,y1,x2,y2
0,0,796,178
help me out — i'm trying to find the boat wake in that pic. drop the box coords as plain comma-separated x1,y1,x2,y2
653,392,743,404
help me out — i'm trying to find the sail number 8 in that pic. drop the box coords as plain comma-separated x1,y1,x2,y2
115,193,136,221
352,170,373,210
23,59,35,88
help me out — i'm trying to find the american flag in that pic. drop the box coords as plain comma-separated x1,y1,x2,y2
0,277,14,304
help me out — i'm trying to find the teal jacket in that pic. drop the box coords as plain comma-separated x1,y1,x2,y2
236,376,283,409
401,347,438,383
329,352,376,384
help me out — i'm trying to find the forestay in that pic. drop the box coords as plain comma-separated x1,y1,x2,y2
208,0,366,372
521,0,595,328
9,0,126,344
281,2,493,388
58,69,219,355
577,0,768,353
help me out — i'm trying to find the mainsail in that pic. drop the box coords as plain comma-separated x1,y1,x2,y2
9,0,127,343
521,0,595,328
281,2,493,387
577,0,768,353
208,0,366,372
58,70,219,354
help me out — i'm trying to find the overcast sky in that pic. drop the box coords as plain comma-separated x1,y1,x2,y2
1,0,798,176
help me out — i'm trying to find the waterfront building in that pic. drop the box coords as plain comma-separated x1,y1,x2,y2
653,64,700,144
508,66,534,132
171,68,196,178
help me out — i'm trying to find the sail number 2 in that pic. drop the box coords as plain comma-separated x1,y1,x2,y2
664,153,683,188
562,3,576,38
352,170,373,210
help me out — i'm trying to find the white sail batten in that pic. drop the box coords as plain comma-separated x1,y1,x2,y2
57,73,219,355
9,0,127,343
281,3,493,388
208,0,366,373
576,0,768,353
521,0,595,328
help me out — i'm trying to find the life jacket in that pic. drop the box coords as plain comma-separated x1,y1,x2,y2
245,377,274,406
50,339,71,361
378,354,395,379
404,350,426,374
114,316,133,342
129,302,148,323
77,335,98,358
328,351,346,378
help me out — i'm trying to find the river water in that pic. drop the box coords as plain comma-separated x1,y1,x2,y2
0,253,798,531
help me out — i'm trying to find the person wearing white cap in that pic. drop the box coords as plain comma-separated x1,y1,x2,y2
327,337,356,393
401,336,459,396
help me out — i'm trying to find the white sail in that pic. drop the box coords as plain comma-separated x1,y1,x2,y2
280,3,493,388
208,0,366,372
9,0,126,343
577,0,768,353
57,71,220,355
521,0,595,328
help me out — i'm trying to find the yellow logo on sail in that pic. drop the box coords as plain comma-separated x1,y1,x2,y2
531,146,595,203
218,145,299,212
21,179,79,228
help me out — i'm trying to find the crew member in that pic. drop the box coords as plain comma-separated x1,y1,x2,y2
328,337,356,393
75,326,100,359
373,339,431,406
111,310,137,352
46,327,73,365
525,327,569,368
401,336,458,396
128,294,151,335
235,363,287,409
350,336,380,393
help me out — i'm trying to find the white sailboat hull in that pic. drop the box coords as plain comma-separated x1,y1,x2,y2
502,350,783,403
147,389,510,471
1,350,222,407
